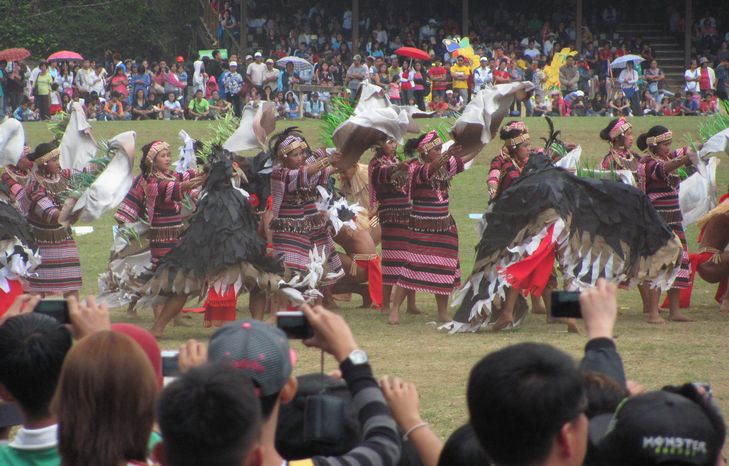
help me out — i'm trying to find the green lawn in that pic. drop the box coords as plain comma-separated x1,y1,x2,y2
20,116,729,437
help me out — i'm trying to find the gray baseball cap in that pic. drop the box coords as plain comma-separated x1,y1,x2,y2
208,319,294,396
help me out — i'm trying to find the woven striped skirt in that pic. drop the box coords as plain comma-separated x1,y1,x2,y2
381,221,411,287
272,225,343,287
654,196,690,290
27,238,82,295
397,220,461,296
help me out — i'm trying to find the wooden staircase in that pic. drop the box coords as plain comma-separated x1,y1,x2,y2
615,22,686,92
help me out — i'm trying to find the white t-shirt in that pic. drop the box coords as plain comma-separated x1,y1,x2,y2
524,48,541,60
164,100,181,111
246,62,267,86
684,68,700,92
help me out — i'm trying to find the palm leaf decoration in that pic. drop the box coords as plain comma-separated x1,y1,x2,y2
320,97,354,148
58,140,114,202
47,111,71,142
686,99,729,152
196,112,240,166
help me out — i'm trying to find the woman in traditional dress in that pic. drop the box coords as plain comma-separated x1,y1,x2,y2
0,146,33,214
599,117,640,172
487,121,554,320
24,142,82,297
368,138,424,318
390,131,474,324
138,140,205,336
269,128,343,304
486,121,530,200
146,149,283,337
636,125,694,324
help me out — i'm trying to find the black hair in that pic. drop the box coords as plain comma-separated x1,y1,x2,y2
582,372,629,418
0,314,73,419
404,133,428,156
158,363,262,466
599,118,621,141
636,125,670,151
499,121,526,142
28,141,58,162
269,126,306,157
437,424,490,466
467,342,585,465
140,141,165,176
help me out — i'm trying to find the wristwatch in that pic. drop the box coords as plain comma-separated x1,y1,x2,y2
346,349,369,365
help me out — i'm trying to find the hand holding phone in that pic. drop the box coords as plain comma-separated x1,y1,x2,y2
277,311,314,339
550,291,581,319
34,300,70,324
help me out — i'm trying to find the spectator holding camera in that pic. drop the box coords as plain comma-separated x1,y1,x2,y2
179,304,401,466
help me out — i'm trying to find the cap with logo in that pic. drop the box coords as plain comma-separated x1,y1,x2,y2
208,319,295,397
592,391,723,466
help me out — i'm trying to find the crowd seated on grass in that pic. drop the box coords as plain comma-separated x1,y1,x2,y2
0,279,725,466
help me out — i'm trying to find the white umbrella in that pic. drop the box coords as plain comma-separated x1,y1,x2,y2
276,56,314,73
610,54,646,69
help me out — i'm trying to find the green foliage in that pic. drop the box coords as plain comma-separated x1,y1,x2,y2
320,97,354,148
686,100,729,153
0,0,195,60
47,112,70,142
195,112,239,165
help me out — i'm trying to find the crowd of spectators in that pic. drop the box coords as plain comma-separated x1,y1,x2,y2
0,1,727,122
0,280,724,466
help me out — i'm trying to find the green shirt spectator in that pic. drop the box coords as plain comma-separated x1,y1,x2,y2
35,73,53,96
188,91,210,119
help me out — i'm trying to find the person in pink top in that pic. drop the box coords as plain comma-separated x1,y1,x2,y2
110,67,129,100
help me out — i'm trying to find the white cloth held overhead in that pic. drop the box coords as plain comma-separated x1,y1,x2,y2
0,118,25,167
680,156,719,227
61,102,97,171
223,101,277,152
176,129,197,173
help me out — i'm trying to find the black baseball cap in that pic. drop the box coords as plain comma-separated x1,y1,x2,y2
591,391,724,466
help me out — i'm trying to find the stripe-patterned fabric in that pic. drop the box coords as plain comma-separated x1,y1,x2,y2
0,168,30,214
271,158,342,286
638,152,690,289
397,156,464,295
114,174,146,223
369,154,415,287
144,170,195,268
25,170,82,294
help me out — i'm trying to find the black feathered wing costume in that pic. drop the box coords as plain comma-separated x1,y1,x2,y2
145,150,283,298
445,154,683,333
0,200,39,302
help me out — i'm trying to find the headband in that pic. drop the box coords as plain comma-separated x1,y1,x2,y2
34,147,60,166
146,141,170,166
504,121,527,133
646,131,672,146
278,135,308,157
505,133,530,148
417,131,442,153
608,118,632,140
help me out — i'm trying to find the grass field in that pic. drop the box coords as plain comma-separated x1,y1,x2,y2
19,116,729,437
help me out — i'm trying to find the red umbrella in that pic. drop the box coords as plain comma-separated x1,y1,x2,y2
0,48,30,62
395,47,431,61
47,50,83,62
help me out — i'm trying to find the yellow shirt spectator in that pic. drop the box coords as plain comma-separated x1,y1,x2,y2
450,63,471,89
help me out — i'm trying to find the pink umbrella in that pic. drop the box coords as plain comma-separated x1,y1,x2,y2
47,50,83,62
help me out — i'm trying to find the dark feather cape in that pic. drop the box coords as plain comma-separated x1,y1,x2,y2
453,153,682,324
0,200,36,251
149,150,282,296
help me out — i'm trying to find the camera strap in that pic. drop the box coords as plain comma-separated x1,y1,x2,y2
319,350,325,394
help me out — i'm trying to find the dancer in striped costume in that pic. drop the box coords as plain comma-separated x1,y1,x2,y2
25,142,82,297
139,141,203,271
599,117,640,172
136,141,204,337
368,138,421,317
0,146,32,215
269,128,343,303
487,122,556,324
390,131,475,324
636,125,694,324
486,122,529,200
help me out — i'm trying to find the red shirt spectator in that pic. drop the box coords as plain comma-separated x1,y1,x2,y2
429,64,448,91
